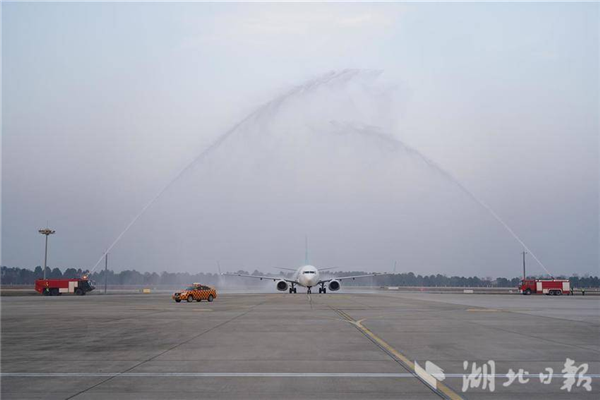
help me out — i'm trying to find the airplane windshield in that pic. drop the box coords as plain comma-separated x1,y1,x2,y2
303,271,315,274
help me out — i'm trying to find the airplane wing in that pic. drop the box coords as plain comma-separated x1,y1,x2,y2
318,267,338,271
318,272,383,284
223,273,299,284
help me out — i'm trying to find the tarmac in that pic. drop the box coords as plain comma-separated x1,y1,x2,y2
1,290,599,399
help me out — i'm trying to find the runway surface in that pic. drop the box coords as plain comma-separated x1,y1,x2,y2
2,291,599,399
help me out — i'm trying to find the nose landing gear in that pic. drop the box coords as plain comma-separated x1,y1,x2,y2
307,287,312,294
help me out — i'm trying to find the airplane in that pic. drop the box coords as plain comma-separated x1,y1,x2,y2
223,238,383,294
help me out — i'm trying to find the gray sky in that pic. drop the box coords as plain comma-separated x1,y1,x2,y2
2,2,598,277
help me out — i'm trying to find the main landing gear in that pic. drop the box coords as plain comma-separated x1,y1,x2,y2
289,285,297,294
318,284,327,294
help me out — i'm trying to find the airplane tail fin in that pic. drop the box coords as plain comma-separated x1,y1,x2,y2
304,235,309,265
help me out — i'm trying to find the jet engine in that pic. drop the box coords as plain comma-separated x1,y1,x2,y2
276,280,289,292
328,280,341,292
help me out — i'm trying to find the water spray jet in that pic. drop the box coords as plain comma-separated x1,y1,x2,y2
89,70,376,273
89,70,552,277
328,121,553,276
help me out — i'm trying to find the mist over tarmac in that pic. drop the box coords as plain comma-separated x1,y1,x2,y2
2,3,598,278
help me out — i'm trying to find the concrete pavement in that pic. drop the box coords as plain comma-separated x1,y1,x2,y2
2,291,598,399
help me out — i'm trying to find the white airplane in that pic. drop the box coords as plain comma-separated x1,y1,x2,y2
224,239,383,294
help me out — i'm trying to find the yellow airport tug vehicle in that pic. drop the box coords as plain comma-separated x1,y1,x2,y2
173,283,217,303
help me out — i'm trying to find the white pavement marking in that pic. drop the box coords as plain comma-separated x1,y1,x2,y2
3,373,413,378
2,373,600,378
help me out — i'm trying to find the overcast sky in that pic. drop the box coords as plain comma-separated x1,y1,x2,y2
2,2,598,277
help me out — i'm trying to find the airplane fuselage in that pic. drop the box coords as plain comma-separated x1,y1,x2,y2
294,265,320,289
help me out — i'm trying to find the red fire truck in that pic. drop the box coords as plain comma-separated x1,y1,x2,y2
35,278,95,296
520,279,572,296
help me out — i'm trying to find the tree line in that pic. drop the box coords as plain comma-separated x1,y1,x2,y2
2,266,599,288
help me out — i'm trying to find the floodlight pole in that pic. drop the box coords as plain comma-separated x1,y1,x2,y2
522,251,527,280
44,235,49,279
38,228,56,280
104,252,108,294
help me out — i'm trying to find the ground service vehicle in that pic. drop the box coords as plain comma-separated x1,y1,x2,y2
35,278,95,296
520,279,572,296
173,284,217,303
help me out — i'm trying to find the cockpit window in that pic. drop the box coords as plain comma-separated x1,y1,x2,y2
303,271,316,274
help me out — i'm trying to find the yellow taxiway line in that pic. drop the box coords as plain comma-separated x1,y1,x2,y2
334,308,463,400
